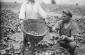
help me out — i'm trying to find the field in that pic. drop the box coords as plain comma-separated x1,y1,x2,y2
0,2,85,55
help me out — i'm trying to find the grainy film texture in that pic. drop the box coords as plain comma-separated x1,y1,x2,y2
0,0,85,55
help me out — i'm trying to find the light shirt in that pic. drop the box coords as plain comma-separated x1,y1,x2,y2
19,1,47,20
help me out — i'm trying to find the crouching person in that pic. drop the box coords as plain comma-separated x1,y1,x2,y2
52,10,81,55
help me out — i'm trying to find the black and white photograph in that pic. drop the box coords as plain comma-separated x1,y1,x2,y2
0,0,85,55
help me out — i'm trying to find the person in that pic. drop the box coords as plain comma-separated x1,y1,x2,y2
19,0,48,23
19,0,48,55
52,10,81,55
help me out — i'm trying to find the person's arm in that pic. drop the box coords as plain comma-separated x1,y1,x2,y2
38,3,49,23
38,4,47,18
19,1,28,24
52,20,62,31
19,1,27,20
65,36,74,41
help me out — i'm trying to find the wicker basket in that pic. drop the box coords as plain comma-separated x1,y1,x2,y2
22,19,49,36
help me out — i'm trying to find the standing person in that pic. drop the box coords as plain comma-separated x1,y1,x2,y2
19,0,48,23
19,0,48,55
52,10,81,55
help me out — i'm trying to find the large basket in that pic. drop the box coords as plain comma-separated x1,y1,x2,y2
22,19,49,36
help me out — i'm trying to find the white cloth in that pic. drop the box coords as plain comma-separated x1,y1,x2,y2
19,1,47,20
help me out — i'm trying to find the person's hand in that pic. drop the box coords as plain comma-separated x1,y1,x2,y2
70,36,74,40
45,18,49,24
52,27,55,31
61,35,67,39
19,19,23,24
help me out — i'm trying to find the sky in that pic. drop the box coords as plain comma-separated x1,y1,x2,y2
1,0,85,5
55,0,85,5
